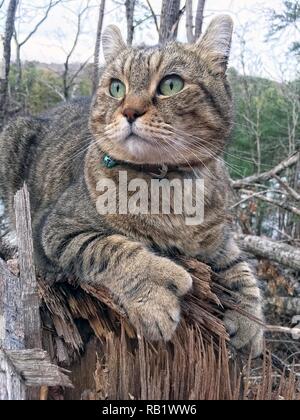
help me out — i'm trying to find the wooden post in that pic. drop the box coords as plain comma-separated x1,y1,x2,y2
14,185,42,350
0,185,72,400
0,259,26,400
14,185,42,399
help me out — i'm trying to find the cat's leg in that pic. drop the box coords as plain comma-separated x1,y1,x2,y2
211,236,264,357
39,207,192,341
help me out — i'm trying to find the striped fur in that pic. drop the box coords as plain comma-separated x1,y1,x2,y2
0,16,263,354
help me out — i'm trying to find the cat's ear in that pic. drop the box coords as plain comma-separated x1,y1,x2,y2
195,15,233,73
102,25,126,62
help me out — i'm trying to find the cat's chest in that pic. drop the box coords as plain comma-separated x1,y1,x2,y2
106,207,225,258
87,161,227,256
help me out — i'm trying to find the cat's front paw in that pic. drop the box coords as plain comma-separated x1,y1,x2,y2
125,259,192,341
224,305,264,358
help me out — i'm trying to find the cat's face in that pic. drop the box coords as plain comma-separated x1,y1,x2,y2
90,15,233,166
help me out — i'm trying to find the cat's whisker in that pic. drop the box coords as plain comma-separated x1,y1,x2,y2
161,125,246,177
151,135,199,178
164,124,256,165
154,126,223,179
163,123,248,162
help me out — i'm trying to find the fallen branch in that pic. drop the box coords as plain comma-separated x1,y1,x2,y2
273,175,300,201
237,234,300,270
238,190,300,216
232,152,299,189
231,189,275,209
266,325,300,337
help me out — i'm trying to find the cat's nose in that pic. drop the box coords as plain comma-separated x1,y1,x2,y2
123,108,145,124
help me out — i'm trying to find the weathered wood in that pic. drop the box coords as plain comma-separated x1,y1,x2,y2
14,185,42,349
0,185,72,400
3,349,72,388
15,184,42,400
0,258,25,400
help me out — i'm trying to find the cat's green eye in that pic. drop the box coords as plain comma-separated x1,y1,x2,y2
158,75,184,97
110,79,126,99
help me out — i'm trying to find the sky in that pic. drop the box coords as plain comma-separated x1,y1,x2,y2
0,0,299,81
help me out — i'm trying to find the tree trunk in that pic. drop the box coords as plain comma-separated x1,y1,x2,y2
238,234,300,270
14,41,23,105
159,0,181,44
186,0,194,43
125,0,136,46
0,0,18,129
92,0,106,94
63,63,69,101
195,0,206,38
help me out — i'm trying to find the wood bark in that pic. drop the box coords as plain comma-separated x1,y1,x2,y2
238,234,300,270
186,0,206,43
194,0,205,38
125,0,136,46
0,0,18,129
92,0,106,94
159,0,181,44
186,0,194,43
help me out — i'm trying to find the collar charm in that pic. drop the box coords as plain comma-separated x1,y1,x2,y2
103,154,118,169
150,164,169,179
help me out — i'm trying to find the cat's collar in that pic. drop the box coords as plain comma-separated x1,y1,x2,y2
102,153,188,179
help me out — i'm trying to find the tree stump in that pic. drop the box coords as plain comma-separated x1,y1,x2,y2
1,185,300,400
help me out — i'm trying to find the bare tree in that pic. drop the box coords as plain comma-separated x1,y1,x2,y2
186,0,206,43
159,0,183,44
125,0,136,45
13,0,62,100
0,0,18,129
93,0,106,94
62,2,91,100
146,0,159,34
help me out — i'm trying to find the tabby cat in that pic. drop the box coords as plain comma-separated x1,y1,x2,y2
0,15,263,355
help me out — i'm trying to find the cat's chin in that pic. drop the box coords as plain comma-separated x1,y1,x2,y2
121,134,167,165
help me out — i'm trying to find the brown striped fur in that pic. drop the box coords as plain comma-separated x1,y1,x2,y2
0,16,263,355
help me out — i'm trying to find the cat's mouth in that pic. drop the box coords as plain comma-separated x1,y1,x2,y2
125,133,149,144
124,125,152,145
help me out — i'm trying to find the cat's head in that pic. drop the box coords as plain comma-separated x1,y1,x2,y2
90,15,234,166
